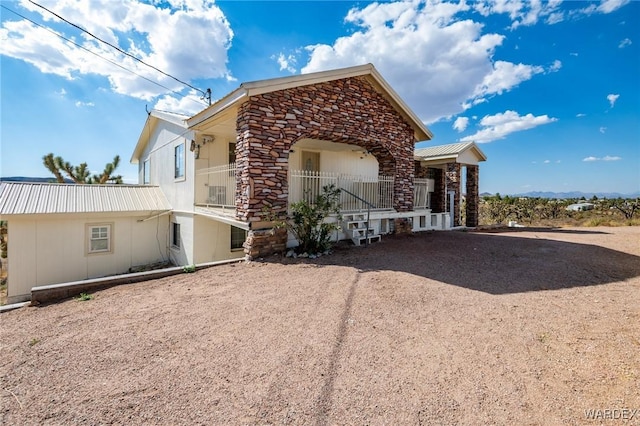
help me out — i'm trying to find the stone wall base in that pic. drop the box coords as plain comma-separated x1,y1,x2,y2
393,218,413,235
244,227,288,260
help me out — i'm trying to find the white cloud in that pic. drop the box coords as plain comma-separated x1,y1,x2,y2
1,0,233,101
301,1,548,123
460,110,557,143
474,0,564,29
453,116,469,132
583,155,622,162
607,93,620,108
579,0,630,16
75,101,95,108
274,52,297,74
618,38,632,48
549,59,562,72
597,0,630,14
599,126,607,134
576,113,586,117
544,159,550,164
570,52,579,56
154,90,208,116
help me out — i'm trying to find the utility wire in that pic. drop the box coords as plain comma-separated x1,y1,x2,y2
1,4,208,108
29,0,211,104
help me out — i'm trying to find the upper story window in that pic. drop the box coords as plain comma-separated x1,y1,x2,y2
228,142,236,165
143,159,150,184
175,143,185,179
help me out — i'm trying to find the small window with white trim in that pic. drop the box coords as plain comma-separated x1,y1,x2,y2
172,222,181,249
174,143,185,179
143,159,150,184
88,224,112,254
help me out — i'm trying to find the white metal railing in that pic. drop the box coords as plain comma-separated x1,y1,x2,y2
195,163,236,207
414,178,434,209
288,170,394,211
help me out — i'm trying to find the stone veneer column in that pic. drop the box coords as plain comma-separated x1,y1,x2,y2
446,163,461,226
432,168,445,213
465,165,479,227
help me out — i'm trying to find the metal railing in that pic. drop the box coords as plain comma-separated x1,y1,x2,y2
288,170,394,211
414,178,434,209
339,187,375,247
195,163,236,207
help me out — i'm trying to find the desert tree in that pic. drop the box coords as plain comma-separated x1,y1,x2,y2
43,153,123,184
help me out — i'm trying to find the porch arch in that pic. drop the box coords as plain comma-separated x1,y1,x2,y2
235,75,415,222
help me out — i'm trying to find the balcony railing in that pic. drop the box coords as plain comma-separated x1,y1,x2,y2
195,165,428,213
414,178,434,209
288,170,394,212
195,163,236,207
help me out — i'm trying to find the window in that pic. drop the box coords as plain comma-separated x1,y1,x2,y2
231,226,246,251
228,142,236,165
88,224,111,254
172,222,181,248
174,143,185,179
143,159,150,184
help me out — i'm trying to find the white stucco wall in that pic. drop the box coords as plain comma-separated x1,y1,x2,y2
139,120,195,212
6,212,170,303
193,216,245,264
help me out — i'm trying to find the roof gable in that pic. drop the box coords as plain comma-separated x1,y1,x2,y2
414,142,487,165
131,110,189,164
188,63,433,142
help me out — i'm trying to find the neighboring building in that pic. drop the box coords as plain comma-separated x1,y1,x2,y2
566,202,595,211
0,63,487,303
0,183,171,302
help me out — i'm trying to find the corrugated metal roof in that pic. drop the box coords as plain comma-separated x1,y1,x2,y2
0,182,171,215
414,142,487,161
415,142,473,158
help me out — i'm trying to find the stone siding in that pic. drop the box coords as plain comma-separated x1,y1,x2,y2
465,165,479,227
235,76,417,223
243,227,288,260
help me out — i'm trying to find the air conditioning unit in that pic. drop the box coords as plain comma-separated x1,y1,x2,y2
207,186,227,205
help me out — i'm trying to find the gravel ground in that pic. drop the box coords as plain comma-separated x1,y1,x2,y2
1,227,639,425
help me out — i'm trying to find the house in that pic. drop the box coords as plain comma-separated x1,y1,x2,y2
132,63,486,262
0,183,171,302
566,202,595,211
0,63,487,303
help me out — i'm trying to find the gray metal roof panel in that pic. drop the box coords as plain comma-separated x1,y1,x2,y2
0,183,171,215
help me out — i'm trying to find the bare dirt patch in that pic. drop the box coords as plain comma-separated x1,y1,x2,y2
2,227,639,425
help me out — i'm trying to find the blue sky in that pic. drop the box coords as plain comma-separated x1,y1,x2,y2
1,0,638,195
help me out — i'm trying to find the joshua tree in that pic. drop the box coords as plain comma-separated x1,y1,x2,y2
43,153,123,184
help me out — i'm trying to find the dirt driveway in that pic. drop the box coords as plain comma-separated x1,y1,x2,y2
2,227,639,425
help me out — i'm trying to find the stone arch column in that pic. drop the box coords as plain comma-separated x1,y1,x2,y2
465,165,479,227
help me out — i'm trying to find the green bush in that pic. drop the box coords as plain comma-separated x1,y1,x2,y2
282,184,341,255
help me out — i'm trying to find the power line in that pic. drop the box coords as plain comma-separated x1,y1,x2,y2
28,0,211,105
1,4,207,108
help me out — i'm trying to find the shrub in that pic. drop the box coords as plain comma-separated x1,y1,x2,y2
281,184,341,255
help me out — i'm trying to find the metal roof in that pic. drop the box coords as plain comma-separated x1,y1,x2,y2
0,182,171,215
414,142,487,162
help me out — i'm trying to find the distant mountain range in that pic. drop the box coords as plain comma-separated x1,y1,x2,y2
1,176,73,183
3,177,638,200
481,191,640,199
